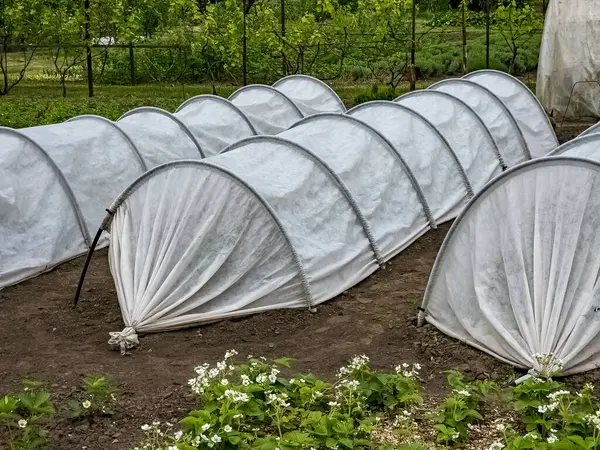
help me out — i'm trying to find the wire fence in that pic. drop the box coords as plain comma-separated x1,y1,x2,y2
2,23,543,96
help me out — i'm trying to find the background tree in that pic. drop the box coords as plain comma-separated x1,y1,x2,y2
49,0,87,97
460,0,471,74
356,0,412,90
493,0,542,74
196,0,278,85
0,0,49,95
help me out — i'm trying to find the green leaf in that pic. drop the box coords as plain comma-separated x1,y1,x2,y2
552,439,576,450
339,437,354,448
567,435,594,449
229,434,242,445
0,396,18,415
18,392,55,415
274,357,291,368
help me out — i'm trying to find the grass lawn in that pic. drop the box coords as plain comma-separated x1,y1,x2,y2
0,79,441,129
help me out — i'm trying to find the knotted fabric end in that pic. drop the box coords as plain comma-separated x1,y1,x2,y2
108,327,139,355
527,353,564,379
417,308,426,327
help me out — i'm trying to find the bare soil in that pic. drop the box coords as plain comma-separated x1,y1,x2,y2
0,122,594,449
0,223,517,449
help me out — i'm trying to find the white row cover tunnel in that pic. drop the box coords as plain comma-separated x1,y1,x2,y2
0,75,345,288
98,71,559,341
1,71,557,299
420,119,600,376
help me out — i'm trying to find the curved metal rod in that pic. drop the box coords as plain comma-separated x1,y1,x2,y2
429,78,532,161
99,159,314,308
547,133,600,156
560,81,600,127
220,135,384,266
272,74,347,112
117,106,206,158
346,100,474,198
228,84,305,119
580,122,600,137
66,115,148,171
463,69,559,147
395,90,507,171
174,94,258,135
289,113,438,229
0,126,91,246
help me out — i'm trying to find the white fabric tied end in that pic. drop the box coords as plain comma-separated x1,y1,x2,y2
108,327,139,355
417,308,426,327
518,353,564,382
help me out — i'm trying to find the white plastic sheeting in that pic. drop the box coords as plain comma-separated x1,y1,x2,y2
537,0,600,119
464,70,559,158
347,101,472,224
227,85,304,135
549,133,600,161
273,75,347,116
421,157,600,376
0,75,344,289
394,89,504,192
174,95,257,157
107,116,437,334
104,75,556,338
117,107,205,163
428,79,531,166
0,128,92,287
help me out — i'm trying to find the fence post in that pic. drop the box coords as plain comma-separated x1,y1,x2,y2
409,0,416,91
129,42,135,85
281,0,286,76
242,0,248,86
485,0,490,69
461,0,468,75
84,0,94,97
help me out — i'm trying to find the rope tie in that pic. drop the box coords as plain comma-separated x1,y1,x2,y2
531,353,564,378
515,353,564,384
108,327,139,355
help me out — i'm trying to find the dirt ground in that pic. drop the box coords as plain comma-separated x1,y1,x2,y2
0,122,594,449
0,223,518,450
554,120,595,143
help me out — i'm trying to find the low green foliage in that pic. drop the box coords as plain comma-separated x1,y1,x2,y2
0,82,236,128
435,370,498,446
129,352,600,450
0,81,445,128
0,380,55,450
353,84,398,104
67,375,118,420
134,351,424,449
489,378,600,449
